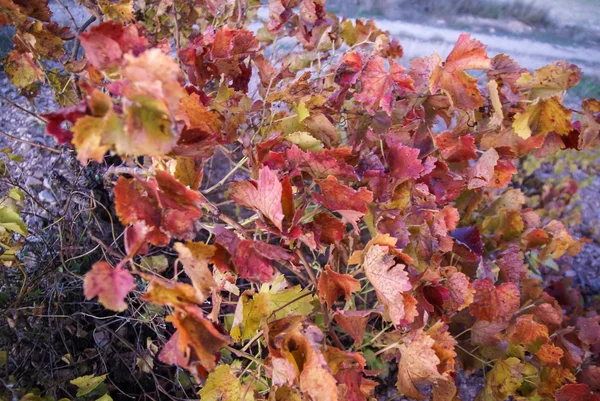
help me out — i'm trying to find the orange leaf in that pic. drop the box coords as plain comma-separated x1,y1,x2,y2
536,342,564,365
426,322,457,374
396,330,444,400
470,278,520,322
174,242,217,303
333,310,372,346
317,265,360,308
314,175,373,214
141,275,200,309
168,306,231,373
430,33,491,110
508,314,549,346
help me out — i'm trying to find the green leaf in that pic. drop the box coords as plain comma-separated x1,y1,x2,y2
0,204,27,236
8,188,25,202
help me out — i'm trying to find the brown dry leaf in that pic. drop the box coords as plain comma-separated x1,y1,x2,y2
396,330,444,400
174,242,217,303
363,245,414,326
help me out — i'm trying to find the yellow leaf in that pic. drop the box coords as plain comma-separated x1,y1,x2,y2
487,79,504,126
70,374,108,397
520,60,582,99
512,96,572,139
199,365,254,401
174,156,204,190
476,357,524,401
267,285,315,321
231,291,270,341
72,113,122,164
286,131,324,152
294,101,310,123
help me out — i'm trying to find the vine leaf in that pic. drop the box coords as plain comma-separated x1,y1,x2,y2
83,262,135,312
512,96,573,139
429,33,491,110
165,306,231,376
519,60,582,99
333,310,372,346
232,240,293,283
317,265,361,309
476,357,524,401
470,278,520,322
363,244,415,327
229,166,285,231
2,50,43,88
396,330,444,400
199,364,253,401
355,56,414,116
79,22,147,70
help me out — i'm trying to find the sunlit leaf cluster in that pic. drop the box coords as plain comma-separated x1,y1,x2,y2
2,0,600,400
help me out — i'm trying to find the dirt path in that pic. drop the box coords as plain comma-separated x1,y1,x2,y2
375,20,600,78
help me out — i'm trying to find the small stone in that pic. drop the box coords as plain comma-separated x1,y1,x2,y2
25,177,43,187
38,189,56,203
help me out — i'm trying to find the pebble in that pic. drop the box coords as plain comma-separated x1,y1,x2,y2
38,189,56,204
25,177,42,187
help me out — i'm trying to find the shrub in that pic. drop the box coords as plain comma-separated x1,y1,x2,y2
1,0,600,400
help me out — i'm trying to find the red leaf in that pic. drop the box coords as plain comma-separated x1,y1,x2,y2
435,131,478,162
233,240,293,283
83,261,135,312
211,26,259,59
335,51,363,87
420,160,466,204
43,103,87,144
356,56,414,116
79,22,147,70
314,175,373,214
387,144,424,181
555,384,597,401
430,33,491,110
229,166,285,231
282,145,358,181
310,212,346,245
114,172,204,246
497,246,527,283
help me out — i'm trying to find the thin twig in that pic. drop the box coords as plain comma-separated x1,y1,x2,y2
0,93,47,123
71,16,97,60
0,129,60,153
